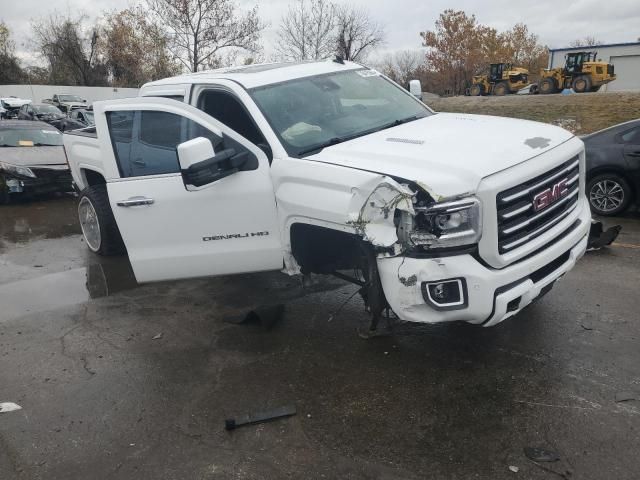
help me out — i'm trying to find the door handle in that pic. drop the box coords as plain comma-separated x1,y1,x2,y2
117,196,155,207
627,151,640,157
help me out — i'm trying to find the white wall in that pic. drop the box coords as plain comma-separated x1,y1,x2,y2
0,85,140,105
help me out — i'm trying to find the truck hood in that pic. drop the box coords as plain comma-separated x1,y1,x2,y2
308,113,574,200
1,146,68,168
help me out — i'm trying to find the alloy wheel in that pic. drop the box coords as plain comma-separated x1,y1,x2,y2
589,179,625,213
78,197,101,251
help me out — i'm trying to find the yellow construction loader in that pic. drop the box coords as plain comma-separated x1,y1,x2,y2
469,63,530,96
536,51,616,94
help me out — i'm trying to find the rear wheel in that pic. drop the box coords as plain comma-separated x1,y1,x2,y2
587,174,632,216
469,83,484,96
539,77,557,94
572,75,592,93
78,185,125,255
493,82,509,96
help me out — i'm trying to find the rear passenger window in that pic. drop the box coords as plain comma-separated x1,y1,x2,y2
620,127,640,144
106,110,223,178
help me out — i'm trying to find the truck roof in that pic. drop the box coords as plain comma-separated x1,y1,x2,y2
142,60,363,90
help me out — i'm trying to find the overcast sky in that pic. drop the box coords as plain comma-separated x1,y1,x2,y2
2,0,639,64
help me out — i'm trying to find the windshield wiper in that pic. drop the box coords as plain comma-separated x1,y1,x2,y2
296,115,425,157
375,114,423,132
297,136,349,157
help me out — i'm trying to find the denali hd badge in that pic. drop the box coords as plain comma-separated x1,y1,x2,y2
203,231,269,241
532,179,569,212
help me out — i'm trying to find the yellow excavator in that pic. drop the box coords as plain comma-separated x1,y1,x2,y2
536,51,616,94
469,63,530,96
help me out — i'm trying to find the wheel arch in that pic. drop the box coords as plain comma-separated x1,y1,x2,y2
80,168,106,189
288,221,364,275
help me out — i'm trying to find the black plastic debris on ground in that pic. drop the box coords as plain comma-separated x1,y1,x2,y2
615,391,638,403
225,404,297,431
587,220,621,251
524,447,560,462
224,304,285,330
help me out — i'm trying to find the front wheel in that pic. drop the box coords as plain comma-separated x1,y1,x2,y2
78,185,126,255
587,174,632,216
0,175,9,205
539,77,557,94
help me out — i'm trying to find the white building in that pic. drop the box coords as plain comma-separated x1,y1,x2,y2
548,41,640,92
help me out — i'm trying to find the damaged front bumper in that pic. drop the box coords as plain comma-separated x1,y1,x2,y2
377,197,591,327
1,168,73,196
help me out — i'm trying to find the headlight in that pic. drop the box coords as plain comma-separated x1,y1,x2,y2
398,198,482,249
0,161,36,178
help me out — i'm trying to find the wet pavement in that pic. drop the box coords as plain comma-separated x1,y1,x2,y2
1,196,640,479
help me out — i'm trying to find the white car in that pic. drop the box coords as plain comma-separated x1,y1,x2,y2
1,97,32,118
63,60,590,330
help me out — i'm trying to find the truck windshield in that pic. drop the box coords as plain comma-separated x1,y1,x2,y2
250,69,432,157
59,95,84,102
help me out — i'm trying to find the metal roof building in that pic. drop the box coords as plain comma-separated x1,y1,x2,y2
548,41,640,92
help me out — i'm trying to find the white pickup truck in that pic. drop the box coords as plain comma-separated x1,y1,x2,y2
64,60,590,330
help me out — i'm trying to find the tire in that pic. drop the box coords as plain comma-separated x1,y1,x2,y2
78,185,126,255
469,83,484,96
587,174,632,216
493,82,509,96
539,77,557,94
572,75,592,93
0,174,9,205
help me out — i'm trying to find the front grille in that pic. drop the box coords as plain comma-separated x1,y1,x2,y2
496,156,580,254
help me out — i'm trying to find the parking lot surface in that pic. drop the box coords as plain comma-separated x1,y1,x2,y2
1,196,640,480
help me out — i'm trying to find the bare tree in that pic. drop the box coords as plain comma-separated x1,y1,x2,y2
276,0,337,61
569,36,602,48
0,22,26,83
335,5,385,61
147,0,264,72
31,12,106,86
379,50,424,87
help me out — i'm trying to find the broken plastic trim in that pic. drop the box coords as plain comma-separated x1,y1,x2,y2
347,179,415,248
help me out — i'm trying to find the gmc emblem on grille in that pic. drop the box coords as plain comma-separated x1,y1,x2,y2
532,178,569,212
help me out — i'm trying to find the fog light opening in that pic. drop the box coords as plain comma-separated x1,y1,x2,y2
422,278,467,311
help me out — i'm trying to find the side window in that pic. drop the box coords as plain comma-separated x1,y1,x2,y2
199,90,266,147
620,127,640,144
107,110,254,178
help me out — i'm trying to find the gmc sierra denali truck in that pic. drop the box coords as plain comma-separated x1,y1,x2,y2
64,60,590,331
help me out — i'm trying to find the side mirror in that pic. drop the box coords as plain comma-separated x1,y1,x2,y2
409,79,422,99
177,136,247,190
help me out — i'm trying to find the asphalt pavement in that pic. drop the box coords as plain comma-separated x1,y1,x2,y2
1,195,639,480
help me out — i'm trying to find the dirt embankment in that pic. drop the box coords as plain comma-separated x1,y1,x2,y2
426,92,640,134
